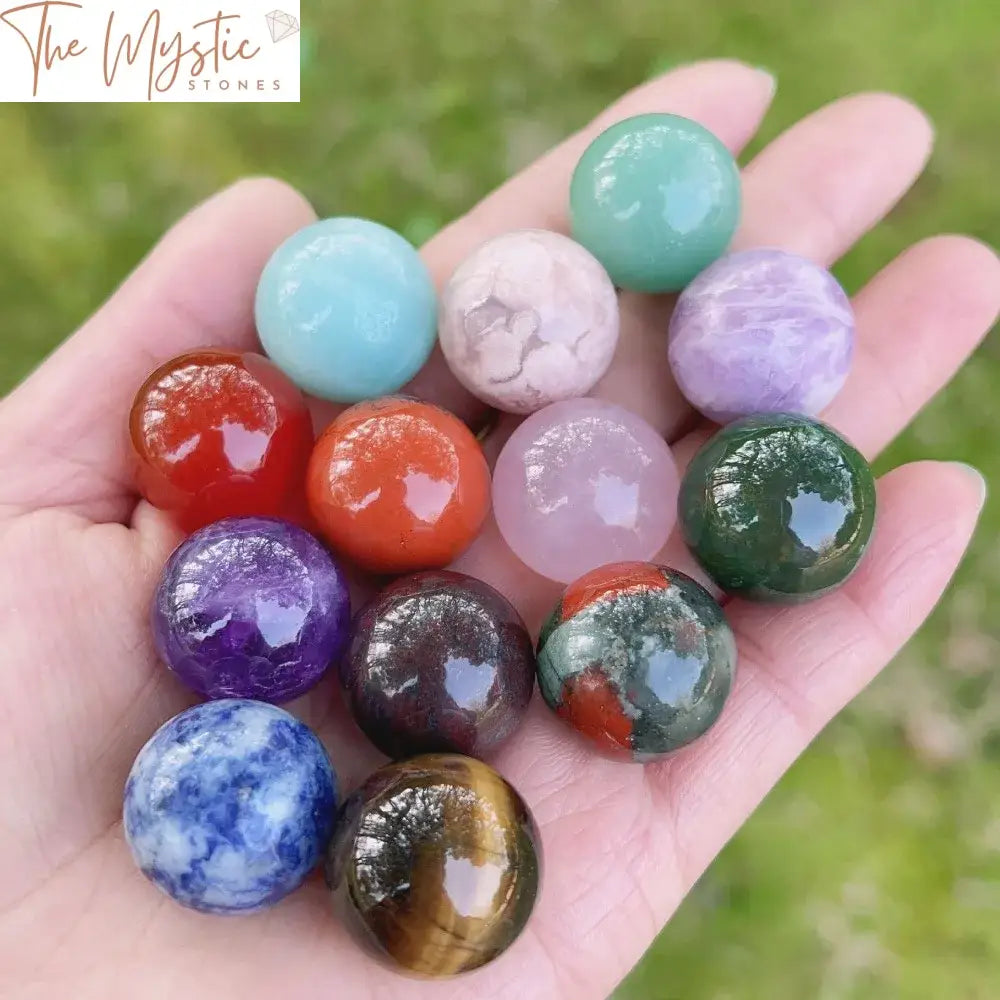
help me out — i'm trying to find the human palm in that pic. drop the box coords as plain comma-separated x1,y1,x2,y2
1,61,997,1000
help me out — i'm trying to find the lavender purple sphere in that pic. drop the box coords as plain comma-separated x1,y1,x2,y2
668,248,855,423
153,516,350,703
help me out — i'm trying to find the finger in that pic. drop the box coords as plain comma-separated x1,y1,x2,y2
426,60,776,277
593,91,934,438
24,472,980,1000
283,62,778,433
652,460,984,897
0,178,317,524
661,235,997,603
459,125,955,635
412,60,777,424
822,235,1000,457
734,92,933,256
471,461,979,1000
667,233,1000,483
461,231,998,640
451,64,780,599
0,62,778,522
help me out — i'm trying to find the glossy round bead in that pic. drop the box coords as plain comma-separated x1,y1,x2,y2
679,414,877,602
123,700,337,914
537,562,735,761
153,516,350,703
326,754,540,976
438,229,619,414
307,397,490,573
668,248,855,422
569,113,741,293
254,217,437,403
343,571,534,759
129,349,313,532
492,398,679,583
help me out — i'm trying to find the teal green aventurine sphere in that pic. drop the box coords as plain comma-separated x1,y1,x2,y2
569,113,741,293
679,414,877,603
254,217,437,403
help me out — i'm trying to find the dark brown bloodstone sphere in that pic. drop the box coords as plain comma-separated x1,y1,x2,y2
341,571,535,759
325,754,541,977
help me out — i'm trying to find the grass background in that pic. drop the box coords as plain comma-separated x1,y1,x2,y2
1,1,998,996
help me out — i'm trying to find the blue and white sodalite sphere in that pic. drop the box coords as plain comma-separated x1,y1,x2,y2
254,217,438,403
123,700,337,914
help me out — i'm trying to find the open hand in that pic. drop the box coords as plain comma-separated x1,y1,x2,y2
0,60,997,1000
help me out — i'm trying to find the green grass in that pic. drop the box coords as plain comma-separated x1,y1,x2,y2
1,1,998,996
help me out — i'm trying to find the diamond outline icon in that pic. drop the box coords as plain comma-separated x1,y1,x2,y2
265,9,299,43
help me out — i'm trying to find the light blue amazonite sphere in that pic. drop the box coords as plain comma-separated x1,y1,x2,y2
254,217,437,403
569,113,741,293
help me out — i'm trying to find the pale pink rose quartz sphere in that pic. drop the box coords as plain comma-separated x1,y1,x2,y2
492,399,679,583
438,229,620,414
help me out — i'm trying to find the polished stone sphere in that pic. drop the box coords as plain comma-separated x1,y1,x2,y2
326,754,540,976
255,217,437,403
438,229,619,413
679,414,877,602
570,113,741,292
668,248,855,422
153,516,350,703
306,397,491,574
124,700,337,914
129,349,313,532
537,561,735,760
492,398,679,583
343,571,535,758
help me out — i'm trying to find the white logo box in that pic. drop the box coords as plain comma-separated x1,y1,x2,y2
0,0,301,102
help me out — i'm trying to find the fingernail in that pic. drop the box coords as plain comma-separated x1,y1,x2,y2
949,462,987,511
754,66,777,97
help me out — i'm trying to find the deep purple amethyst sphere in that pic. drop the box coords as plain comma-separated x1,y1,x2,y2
668,247,855,423
153,516,350,703
342,571,535,759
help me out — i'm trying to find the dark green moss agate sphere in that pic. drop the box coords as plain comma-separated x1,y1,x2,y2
679,414,876,602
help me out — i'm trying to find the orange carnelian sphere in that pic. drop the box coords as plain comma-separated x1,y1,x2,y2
130,349,313,532
307,397,491,573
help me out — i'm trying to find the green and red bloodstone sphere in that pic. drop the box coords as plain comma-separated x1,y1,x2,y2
536,562,737,761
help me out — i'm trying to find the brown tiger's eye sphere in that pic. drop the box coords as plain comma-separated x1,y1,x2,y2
325,754,541,977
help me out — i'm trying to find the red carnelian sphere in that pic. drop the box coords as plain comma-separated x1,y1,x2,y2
307,397,491,573
130,349,314,532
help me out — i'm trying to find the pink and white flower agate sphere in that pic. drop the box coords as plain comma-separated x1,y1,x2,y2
439,230,619,414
